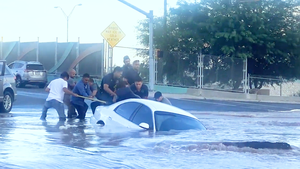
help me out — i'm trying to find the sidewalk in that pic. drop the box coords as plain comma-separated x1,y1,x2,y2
150,88,300,104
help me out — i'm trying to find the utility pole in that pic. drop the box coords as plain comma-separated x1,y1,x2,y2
118,0,155,91
54,4,82,42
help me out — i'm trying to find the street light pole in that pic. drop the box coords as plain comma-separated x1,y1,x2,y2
54,4,82,42
118,0,155,91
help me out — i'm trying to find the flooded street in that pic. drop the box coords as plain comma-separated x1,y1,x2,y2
1,107,300,169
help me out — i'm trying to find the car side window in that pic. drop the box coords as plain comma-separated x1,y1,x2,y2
8,63,14,69
131,105,153,130
12,63,20,69
16,63,24,69
114,102,141,120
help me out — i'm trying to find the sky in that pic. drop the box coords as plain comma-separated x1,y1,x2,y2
0,0,180,67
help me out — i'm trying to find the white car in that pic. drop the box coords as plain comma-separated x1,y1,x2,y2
90,99,206,133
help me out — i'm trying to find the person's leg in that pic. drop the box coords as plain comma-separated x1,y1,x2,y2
72,102,84,119
40,101,51,120
64,95,77,118
53,100,66,121
91,101,101,114
82,102,89,119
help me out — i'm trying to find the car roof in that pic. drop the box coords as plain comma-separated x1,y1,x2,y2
116,98,197,119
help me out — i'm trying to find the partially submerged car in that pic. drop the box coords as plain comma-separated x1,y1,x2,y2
90,99,206,133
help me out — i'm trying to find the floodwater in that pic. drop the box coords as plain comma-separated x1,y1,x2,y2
0,108,300,169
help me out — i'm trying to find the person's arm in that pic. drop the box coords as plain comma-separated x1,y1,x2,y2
45,87,50,92
63,87,78,97
113,95,117,102
102,76,116,96
86,84,92,97
163,97,172,105
45,81,52,92
91,84,98,97
104,84,116,96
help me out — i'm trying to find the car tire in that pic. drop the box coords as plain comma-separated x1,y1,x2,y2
38,83,46,88
0,91,13,113
16,76,24,88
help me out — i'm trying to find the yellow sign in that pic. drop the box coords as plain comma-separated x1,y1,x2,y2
101,22,125,48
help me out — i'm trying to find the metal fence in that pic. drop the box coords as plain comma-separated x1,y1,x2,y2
153,52,248,92
248,75,300,96
154,51,199,88
201,55,246,92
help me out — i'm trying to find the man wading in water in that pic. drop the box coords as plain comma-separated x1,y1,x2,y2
40,72,78,121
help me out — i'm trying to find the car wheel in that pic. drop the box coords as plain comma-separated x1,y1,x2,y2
16,76,24,88
38,83,46,88
0,91,13,113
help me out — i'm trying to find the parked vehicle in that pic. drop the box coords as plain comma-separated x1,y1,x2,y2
0,60,17,113
90,99,206,133
8,61,47,88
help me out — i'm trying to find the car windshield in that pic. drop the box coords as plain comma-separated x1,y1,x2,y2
26,64,44,70
155,111,206,132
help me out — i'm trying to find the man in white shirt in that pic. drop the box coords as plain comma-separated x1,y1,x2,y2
40,72,78,121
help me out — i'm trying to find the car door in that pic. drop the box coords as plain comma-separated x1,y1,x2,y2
113,102,142,129
14,63,24,77
130,105,154,131
7,63,15,74
8,63,21,76
0,62,5,99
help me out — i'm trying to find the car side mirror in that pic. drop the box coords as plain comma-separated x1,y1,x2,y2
139,122,149,130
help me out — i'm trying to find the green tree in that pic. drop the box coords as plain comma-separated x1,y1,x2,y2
137,0,300,89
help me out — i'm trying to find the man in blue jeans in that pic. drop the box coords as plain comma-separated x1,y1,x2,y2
40,72,78,121
71,73,93,120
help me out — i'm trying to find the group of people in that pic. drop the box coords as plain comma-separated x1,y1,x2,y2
40,56,171,121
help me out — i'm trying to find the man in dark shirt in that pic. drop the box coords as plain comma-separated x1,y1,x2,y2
122,55,132,84
71,73,92,120
124,60,140,85
90,67,123,114
115,80,140,102
130,76,149,99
